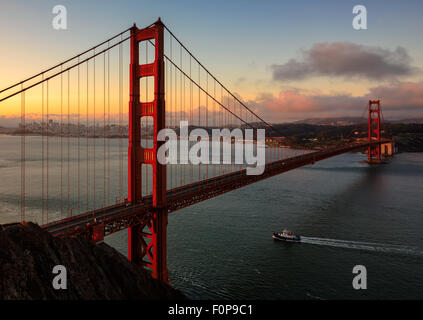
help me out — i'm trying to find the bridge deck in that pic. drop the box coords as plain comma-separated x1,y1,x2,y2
43,141,381,239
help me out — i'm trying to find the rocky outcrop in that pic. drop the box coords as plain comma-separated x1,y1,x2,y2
0,222,186,300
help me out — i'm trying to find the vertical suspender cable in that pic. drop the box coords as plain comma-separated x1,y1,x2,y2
170,36,173,190
20,85,25,222
220,86,222,177
205,73,208,180
67,70,70,216
198,64,200,182
233,98,235,173
77,58,80,215
42,75,45,224
226,93,229,173
93,49,96,212
173,39,177,188
107,45,110,206
183,51,186,187
213,80,216,180
173,44,177,188
190,55,193,184
104,52,106,208
86,59,89,214
180,45,183,188
46,80,49,223
119,36,123,201
146,42,149,195
60,69,63,219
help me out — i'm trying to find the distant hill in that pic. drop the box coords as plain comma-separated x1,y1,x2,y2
291,117,423,126
293,117,364,126
389,118,423,124
266,122,423,153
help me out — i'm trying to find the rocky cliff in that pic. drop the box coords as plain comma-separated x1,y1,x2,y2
0,222,186,300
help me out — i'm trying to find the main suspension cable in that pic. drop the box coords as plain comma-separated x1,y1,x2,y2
0,36,130,103
0,27,131,95
163,23,282,137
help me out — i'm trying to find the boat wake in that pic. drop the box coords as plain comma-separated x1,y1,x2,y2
300,237,423,256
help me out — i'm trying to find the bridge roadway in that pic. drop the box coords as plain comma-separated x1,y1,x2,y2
43,141,382,240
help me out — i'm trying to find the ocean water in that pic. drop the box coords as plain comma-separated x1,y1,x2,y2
107,150,423,299
1,135,422,299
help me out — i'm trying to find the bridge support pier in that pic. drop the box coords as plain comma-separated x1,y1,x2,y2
127,19,168,283
128,208,168,282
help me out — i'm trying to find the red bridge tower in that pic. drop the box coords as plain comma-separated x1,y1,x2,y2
127,19,168,283
367,100,382,163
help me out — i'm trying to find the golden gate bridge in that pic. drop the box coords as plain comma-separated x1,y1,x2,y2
0,19,390,283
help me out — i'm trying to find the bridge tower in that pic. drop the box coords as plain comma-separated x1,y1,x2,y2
127,19,168,282
367,100,382,163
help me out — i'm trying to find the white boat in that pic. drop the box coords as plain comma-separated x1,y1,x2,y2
272,229,301,242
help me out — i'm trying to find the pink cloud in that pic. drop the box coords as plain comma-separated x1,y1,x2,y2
369,82,423,109
249,81,423,122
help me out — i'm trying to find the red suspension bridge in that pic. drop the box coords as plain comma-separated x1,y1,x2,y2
0,19,391,283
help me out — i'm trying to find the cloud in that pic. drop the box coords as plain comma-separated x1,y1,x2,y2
368,82,423,109
235,77,247,85
248,81,423,121
271,42,419,81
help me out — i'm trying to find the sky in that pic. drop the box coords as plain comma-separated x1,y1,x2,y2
1,0,423,124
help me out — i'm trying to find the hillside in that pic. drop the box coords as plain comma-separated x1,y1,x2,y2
0,222,186,300
268,123,423,152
